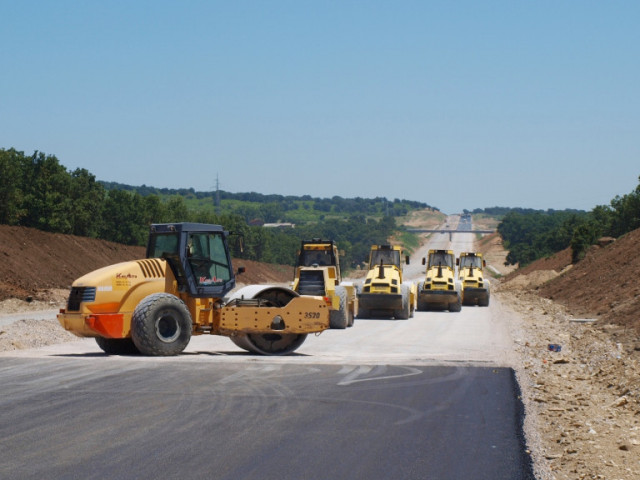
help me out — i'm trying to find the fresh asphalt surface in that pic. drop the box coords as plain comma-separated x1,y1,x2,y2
0,357,532,480
0,217,535,479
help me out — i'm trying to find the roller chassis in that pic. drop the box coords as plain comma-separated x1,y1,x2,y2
356,245,416,320
457,252,491,307
416,249,462,313
291,239,356,329
58,223,331,356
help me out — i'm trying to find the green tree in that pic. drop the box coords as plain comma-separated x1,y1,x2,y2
100,190,148,245
164,196,189,222
609,177,640,237
20,152,74,233
0,148,24,225
69,168,105,237
570,221,601,263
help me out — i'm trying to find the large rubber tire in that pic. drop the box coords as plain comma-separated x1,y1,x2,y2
449,294,462,313
227,285,308,355
95,337,139,355
329,286,349,329
131,293,192,356
394,285,411,320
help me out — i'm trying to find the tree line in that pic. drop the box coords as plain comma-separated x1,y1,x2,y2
101,181,434,221
0,148,408,267
494,176,640,266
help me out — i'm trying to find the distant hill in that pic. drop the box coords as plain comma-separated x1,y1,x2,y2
99,181,437,223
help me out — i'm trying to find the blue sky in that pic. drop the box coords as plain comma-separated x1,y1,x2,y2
2,1,639,214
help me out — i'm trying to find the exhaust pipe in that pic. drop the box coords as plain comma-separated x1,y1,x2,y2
377,260,385,279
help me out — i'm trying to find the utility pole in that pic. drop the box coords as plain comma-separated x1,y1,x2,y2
214,174,221,216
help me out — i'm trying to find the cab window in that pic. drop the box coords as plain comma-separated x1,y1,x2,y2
149,233,179,258
460,256,482,268
429,252,453,268
371,250,400,267
187,233,231,286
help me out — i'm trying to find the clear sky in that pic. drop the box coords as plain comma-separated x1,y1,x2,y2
2,1,639,214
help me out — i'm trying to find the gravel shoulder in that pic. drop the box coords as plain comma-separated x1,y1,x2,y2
496,285,640,480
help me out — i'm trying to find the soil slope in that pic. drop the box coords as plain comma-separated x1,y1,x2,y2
0,225,293,302
500,228,640,339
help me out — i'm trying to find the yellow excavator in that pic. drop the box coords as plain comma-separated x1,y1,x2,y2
57,223,331,356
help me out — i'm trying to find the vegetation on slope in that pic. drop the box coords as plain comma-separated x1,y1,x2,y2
0,148,429,269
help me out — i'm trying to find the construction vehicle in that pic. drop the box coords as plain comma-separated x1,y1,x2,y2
457,252,490,306
357,244,416,319
291,239,356,329
57,223,331,356
416,249,461,312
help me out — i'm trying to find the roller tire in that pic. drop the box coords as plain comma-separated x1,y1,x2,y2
228,285,307,355
479,293,490,307
357,305,370,319
131,293,192,356
394,285,410,320
95,337,139,355
449,294,462,313
230,333,307,355
329,286,349,329
416,282,427,311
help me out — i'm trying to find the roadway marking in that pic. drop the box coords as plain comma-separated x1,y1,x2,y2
337,365,423,386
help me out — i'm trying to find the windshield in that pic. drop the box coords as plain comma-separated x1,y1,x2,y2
428,252,453,268
187,233,231,286
371,249,400,267
460,255,482,269
301,249,333,266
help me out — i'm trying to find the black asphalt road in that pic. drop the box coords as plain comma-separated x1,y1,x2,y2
0,357,534,480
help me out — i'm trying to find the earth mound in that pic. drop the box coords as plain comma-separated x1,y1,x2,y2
0,225,293,302
499,227,640,337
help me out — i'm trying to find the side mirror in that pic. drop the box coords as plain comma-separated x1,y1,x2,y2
405,255,410,265
237,266,246,275
421,258,426,265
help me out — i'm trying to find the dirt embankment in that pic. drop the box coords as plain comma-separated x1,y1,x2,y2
0,225,293,302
